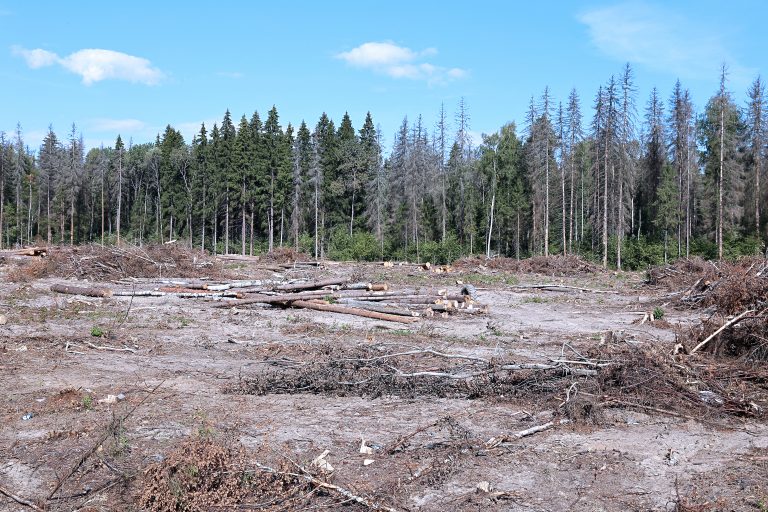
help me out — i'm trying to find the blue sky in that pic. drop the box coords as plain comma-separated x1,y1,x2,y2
1,1,765,151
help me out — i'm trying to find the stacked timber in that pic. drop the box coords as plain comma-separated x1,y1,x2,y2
49,274,487,324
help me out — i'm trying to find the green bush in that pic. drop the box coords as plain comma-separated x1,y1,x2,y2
327,228,381,261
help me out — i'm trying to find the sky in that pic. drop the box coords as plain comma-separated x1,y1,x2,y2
0,1,766,152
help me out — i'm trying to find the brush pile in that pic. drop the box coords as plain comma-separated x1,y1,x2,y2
454,255,604,277
5,243,223,281
649,257,768,360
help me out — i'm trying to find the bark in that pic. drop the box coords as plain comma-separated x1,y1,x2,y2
290,300,418,324
51,283,113,298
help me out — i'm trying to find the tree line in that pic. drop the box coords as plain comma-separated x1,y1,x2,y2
1,63,765,268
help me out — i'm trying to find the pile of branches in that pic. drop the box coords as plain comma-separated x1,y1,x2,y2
44,243,223,280
141,436,377,511
650,257,768,360
232,344,601,400
233,343,766,419
454,255,604,277
587,343,765,418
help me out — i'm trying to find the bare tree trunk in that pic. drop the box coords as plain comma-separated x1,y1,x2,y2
718,97,724,261
314,177,319,260
486,192,495,258
617,177,623,270
116,154,122,246
249,208,254,256
241,205,246,256
70,198,75,245
225,191,229,255
544,137,550,257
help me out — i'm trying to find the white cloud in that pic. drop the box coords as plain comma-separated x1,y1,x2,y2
13,47,57,68
578,3,755,85
12,46,164,85
336,41,467,85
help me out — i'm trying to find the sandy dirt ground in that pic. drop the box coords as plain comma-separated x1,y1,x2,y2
1,255,767,511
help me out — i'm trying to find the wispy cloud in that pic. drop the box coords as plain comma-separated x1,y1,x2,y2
578,3,755,85
12,46,164,85
336,41,466,85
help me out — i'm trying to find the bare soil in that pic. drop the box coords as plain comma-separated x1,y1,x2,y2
1,251,767,511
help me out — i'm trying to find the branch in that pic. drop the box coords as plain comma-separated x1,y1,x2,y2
0,485,44,512
690,309,756,354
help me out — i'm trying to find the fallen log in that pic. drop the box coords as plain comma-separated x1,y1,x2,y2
343,282,389,291
510,284,617,294
204,280,270,291
51,283,113,298
274,277,350,292
333,298,419,317
290,300,418,324
12,247,48,257
215,290,336,307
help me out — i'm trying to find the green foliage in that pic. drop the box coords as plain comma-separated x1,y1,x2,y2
327,228,380,261
619,237,666,270
82,394,93,410
91,326,104,337
653,307,665,320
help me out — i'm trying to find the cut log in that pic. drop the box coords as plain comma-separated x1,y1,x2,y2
333,299,419,317
51,283,113,298
510,284,617,294
274,277,350,292
290,300,418,324
158,287,246,299
214,290,334,307
13,247,48,257
342,282,390,291
204,280,268,291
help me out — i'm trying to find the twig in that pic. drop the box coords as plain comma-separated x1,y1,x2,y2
250,461,400,511
335,348,489,364
690,309,756,354
47,380,164,499
485,419,570,449
0,485,44,511
85,341,137,353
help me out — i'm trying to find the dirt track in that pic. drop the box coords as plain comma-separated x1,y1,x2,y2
1,256,767,511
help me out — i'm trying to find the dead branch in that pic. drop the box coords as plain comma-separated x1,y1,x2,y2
0,485,44,512
250,462,400,511
47,380,164,500
690,309,756,354
485,419,570,448
85,340,137,353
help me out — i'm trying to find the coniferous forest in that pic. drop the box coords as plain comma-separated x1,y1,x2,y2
2,64,766,268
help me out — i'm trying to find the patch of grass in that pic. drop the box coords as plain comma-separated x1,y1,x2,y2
522,296,547,304
82,394,94,410
90,326,105,337
460,272,519,286
653,307,665,320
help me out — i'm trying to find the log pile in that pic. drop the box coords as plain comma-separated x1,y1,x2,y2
49,274,488,325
